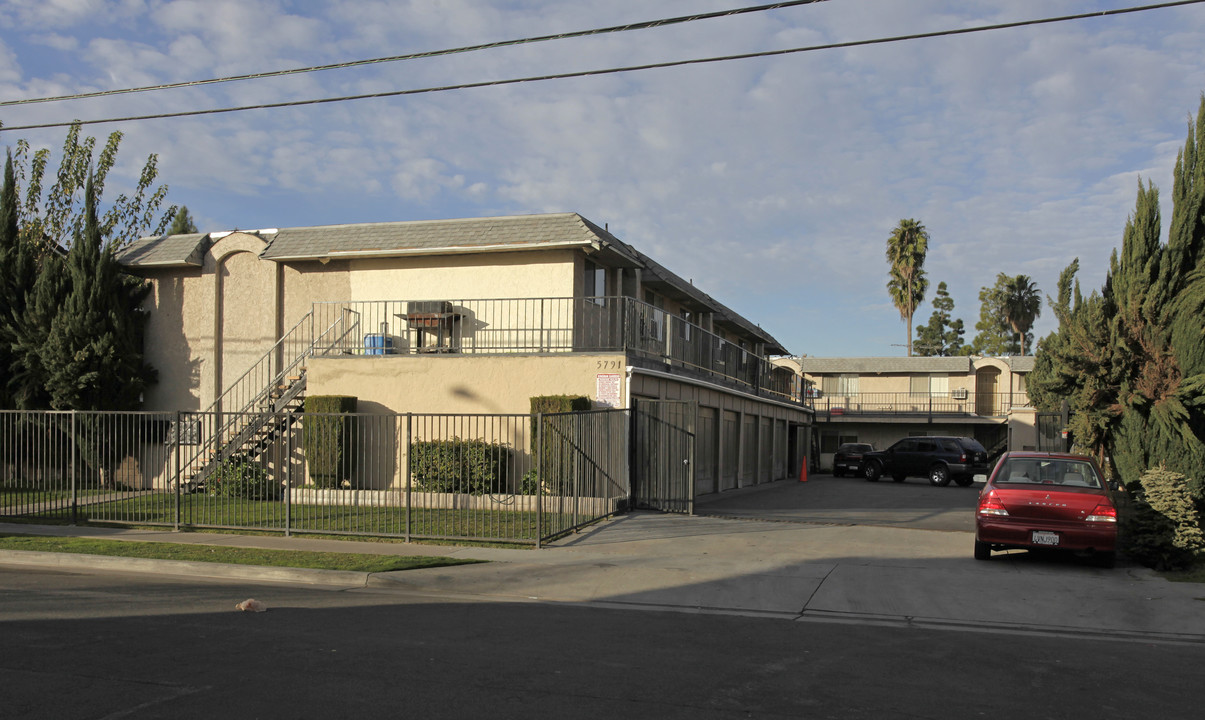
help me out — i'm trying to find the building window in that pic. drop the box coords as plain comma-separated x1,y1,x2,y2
822,374,859,396
678,309,692,341
910,374,948,397
584,259,606,300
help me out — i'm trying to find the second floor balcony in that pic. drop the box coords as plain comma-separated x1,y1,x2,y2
309,297,803,406
809,390,1032,420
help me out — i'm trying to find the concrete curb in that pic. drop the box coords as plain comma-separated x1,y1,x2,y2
0,550,371,588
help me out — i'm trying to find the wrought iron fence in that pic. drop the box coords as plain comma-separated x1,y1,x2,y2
310,297,802,404
1,408,629,546
811,391,1032,417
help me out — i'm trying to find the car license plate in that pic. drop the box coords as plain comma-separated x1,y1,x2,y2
1032,531,1060,546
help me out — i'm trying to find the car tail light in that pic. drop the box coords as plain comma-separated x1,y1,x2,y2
978,490,1009,517
1085,502,1117,523
959,453,967,463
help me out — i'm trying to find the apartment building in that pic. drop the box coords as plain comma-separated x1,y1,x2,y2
117,212,812,496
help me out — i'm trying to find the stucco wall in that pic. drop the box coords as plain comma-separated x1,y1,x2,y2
141,232,274,411
345,250,575,302
306,353,628,415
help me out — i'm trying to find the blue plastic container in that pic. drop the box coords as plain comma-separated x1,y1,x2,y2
364,334,394,355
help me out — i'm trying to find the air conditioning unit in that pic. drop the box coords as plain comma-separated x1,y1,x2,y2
951,388,969,400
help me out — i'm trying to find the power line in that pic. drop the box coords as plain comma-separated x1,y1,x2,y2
0,1,831,108
2,0,1201,134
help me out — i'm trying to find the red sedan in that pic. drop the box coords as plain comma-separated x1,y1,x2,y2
974,452,1118,568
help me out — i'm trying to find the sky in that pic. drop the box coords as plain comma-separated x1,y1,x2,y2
2,0,1205,358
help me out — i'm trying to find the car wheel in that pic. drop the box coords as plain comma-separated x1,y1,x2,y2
833,468,844,478
864,462,882,482
892,475,906,483
974,540,991,561
928,464,951,487
953,475,974,487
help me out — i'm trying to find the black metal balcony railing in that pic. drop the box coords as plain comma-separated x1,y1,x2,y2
810,391,1032,418
310,297,802,405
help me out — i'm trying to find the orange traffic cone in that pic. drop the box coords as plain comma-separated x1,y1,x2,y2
799,456,809,482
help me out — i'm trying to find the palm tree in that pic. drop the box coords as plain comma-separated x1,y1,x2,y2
1003,274,1042,355
886,219,930,356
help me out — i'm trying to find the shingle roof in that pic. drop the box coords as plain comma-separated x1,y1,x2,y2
1004,356,1036,372
116,232,210,267
259,212,607,259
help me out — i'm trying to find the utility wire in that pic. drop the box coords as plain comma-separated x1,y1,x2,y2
0,0,831,108
2,0,1201,133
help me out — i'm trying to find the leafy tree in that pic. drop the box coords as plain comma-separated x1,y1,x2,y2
1029,95,1205,503
11,122,175,253
914,281,968,356
972,273,1029,356
40,173,155,411
167,205,198,235
2,124,171,409
886,218,930,356
1003,275,1042,355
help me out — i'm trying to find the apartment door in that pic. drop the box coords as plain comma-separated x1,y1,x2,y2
976,367,1001,416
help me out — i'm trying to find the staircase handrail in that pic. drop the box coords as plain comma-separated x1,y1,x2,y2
178,309,359,487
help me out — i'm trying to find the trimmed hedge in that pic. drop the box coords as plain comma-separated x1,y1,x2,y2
410,438,512,495
303,396,358,489
528,395,592,495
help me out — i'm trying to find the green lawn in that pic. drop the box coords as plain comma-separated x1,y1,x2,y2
0,533,484,573
1,486,112,508
4,491,586,543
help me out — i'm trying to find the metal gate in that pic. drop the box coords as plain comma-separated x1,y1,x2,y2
632,400,696,514
1036,412,1067,452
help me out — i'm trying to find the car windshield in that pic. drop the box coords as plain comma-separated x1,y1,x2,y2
996,458,1102,488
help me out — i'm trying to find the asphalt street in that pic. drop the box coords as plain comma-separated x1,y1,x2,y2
3,472,1204,720
3,566,1203,720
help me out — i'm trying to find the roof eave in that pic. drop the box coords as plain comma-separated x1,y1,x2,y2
264,238,596,262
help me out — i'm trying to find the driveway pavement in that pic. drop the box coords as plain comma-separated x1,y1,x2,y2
697,472,981,531
2,476,1203,644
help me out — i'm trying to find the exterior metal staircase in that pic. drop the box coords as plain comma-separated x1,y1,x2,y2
177,308,360,492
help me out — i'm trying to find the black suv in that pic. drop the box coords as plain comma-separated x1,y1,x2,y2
862,436,989,487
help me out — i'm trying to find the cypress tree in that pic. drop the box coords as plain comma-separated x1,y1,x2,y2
1030,98,1205,507
9,251,66,410
0,151,19,408
40,172,154,411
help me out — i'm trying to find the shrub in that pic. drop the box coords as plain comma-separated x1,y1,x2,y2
519,469,541,496
410,438,512,495
303,396,358,488
529,395,591,495
207,460,279,500
1120,465,1204,570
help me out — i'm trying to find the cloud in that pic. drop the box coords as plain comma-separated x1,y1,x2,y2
4,0,1204,357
